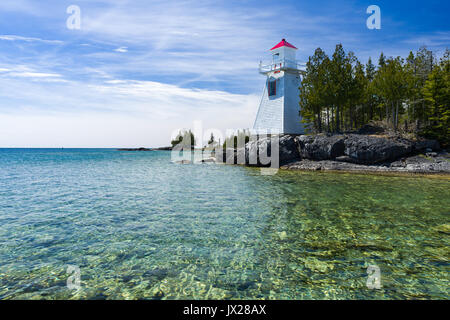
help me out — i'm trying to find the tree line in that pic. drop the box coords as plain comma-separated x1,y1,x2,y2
171,130,196,149
299,44,449,146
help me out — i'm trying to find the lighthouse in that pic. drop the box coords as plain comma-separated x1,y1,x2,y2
253,39,305,134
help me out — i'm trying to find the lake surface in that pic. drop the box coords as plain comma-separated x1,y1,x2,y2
0,149,448,299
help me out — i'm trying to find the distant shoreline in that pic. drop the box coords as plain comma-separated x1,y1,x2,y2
117,146,173,151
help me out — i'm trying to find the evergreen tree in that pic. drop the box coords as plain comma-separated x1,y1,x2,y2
208,133,215,146
421,50,450,145
329,44,353,132
171,130,195,149
299,48,330,132
365,57,378,120
297,44,448,145
378,52,386,67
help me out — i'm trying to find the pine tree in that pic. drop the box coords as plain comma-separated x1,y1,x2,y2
365,57,377,120
378,52,386,67
299,48,330,132
421,50,450,145
297,44,448,145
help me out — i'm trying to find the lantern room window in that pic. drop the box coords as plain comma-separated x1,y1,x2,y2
268,79,276,96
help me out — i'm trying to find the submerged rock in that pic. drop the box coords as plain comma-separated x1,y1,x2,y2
432,224,450,235
143,268,169,281
303,257,334,273
173,159,192,164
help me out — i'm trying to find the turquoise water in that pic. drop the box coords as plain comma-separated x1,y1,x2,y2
0,149,448,300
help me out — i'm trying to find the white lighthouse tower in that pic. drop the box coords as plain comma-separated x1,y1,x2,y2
253,39,305,134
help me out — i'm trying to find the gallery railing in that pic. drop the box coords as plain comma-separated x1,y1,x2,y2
259,59,306,75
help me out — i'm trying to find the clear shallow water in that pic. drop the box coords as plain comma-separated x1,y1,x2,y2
0,148,448,300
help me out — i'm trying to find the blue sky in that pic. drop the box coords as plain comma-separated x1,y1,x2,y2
0,0,448,147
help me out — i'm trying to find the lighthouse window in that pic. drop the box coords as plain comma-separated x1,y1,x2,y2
268,79,276,96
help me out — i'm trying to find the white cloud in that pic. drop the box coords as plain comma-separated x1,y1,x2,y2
3,1,446,148
77,1,303,84
114,47,128,53
0,35,63,45
0,64,64,80
8,72,62,78
402,31,450,48
0,75,259,147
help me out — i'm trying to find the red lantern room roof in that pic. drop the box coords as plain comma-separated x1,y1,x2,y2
270,39,297,50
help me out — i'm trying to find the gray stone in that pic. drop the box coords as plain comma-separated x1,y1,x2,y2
414,139,440,152
295,135,345,160
281,153,450,174
244,135,293,166
343,134,413,164
225,148,237,164
279,135,301,164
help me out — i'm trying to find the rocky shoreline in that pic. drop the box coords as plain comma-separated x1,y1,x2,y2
215,133,450,175
281,155,450,174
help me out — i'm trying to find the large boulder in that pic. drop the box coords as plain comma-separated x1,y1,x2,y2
413,139,440,152
245,135,300,166
279,135,301,164
343,134,413,164
295,135,345,160
214,148,248,165
245,136,274,167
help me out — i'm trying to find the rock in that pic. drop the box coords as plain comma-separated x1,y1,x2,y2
279,135,301,164
245,136,271,166
143,268,168,281
174,160,191,164
236,148,246,165
213,148,225,163
215,132,449,174
343,134,413,164
152,289,165,300
215,148,244,165
245,135,297,166
281,154,450,174
414,139,440,152
335,156,353,163
389,159,407,168
194,156,216,164
303,257,334,273
433,224,450,235
213,148,243,164
237,281,256,291
295,135,345,160
357,124,384,135
225,148,237,164
245,137,261,166
278,231,288,240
